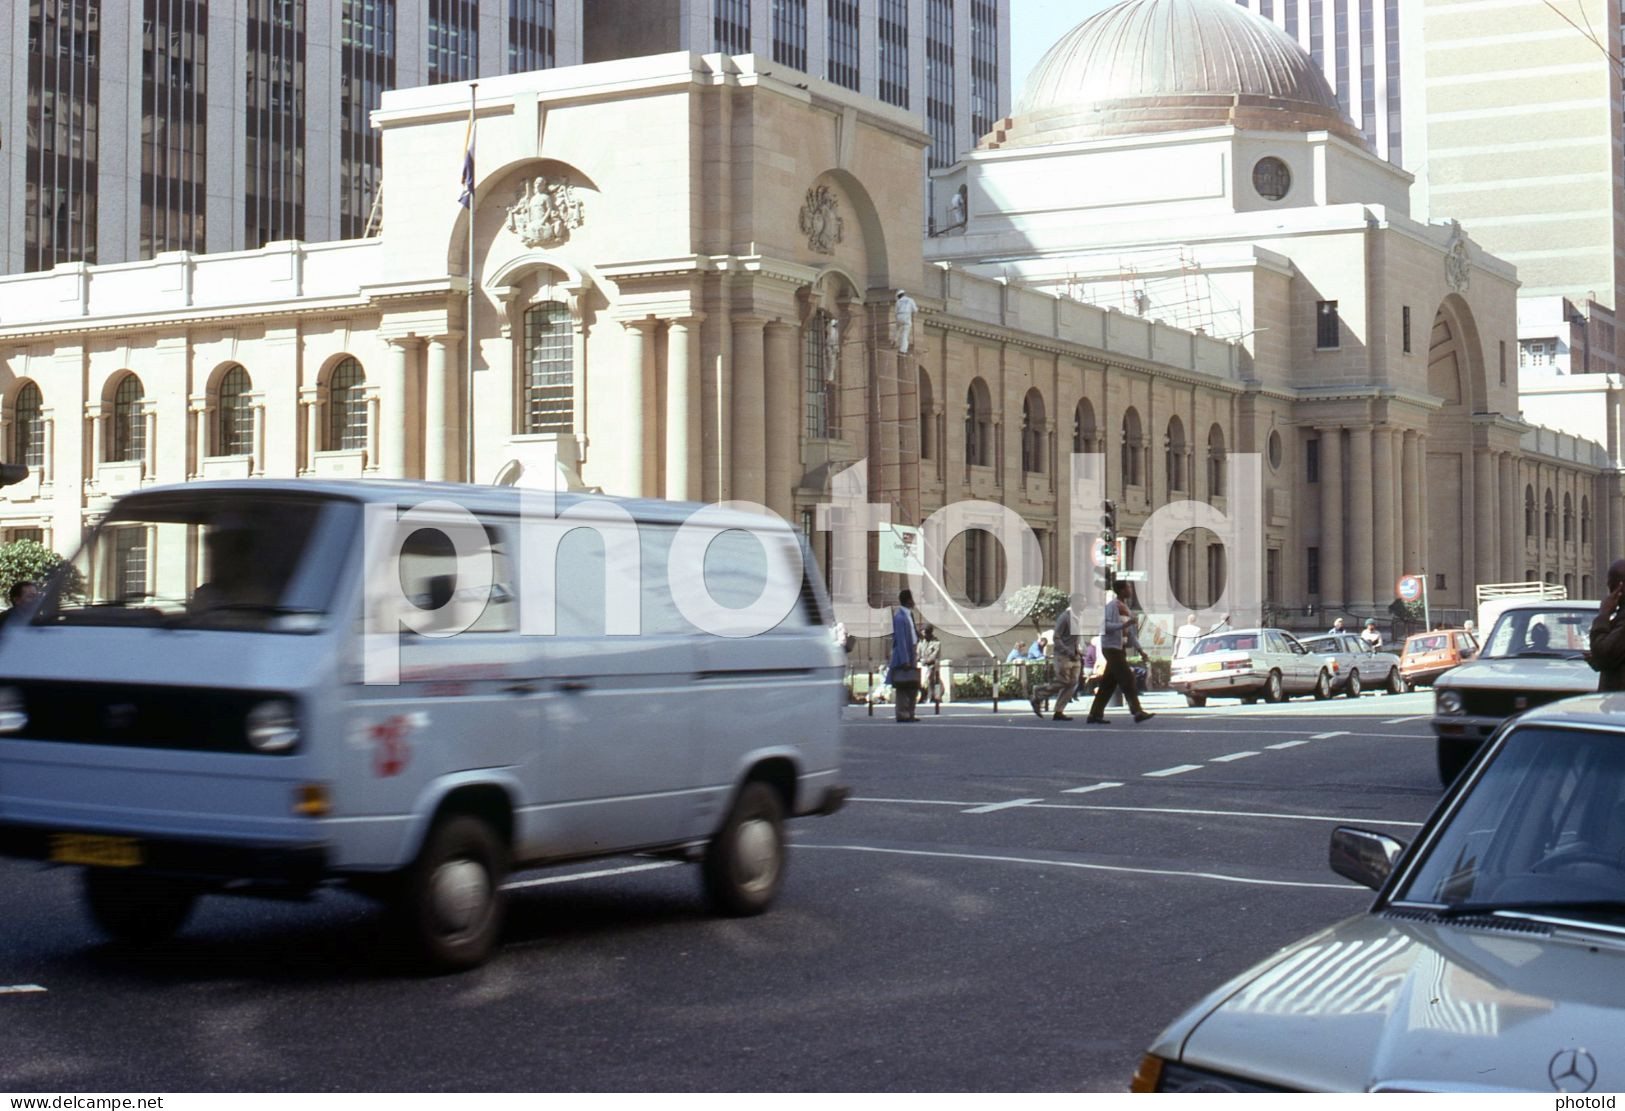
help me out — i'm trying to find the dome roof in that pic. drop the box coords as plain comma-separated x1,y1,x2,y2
991,0,1365,150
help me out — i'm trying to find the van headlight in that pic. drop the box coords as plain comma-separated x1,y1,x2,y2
0,687,26,734
1436,690,1463,716
246,699,300,753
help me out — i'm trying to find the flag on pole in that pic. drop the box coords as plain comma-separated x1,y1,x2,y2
458,95,476,208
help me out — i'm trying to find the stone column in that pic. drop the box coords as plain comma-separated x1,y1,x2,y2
424,335,455,482
730,315,768,507
1347,425,1374,608
622,319,655,498
1401,431,1421,574
1416,432,1430,577
382,338,415,478
665,316,703,502
252,404,266,475
1319,426,1344,606
300,391,319,472
1474,449,1497,589
1499,452,1519,581
366,394,381,471
1372,427,1397,606
191,400,208,475
764,321,798,521
86,405,104,471
42,417,54,485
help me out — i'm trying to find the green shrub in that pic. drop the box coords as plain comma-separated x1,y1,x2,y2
953,673,992,700
0,539,68,604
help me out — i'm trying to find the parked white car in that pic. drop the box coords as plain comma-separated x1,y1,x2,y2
1298,633,1406,698
1432,599,1598,786
1169,628,1332,707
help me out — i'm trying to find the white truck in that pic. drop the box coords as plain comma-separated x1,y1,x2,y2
1475,581,1567,638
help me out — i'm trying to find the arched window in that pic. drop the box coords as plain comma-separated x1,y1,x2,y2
12,383,43,469
1120,408,1143,490
964,378,991,467
1207,423,1226,498
1165,415,1187,492
1073,398,1097,454
918,369,935,460
524,301,574,434
1543,489,1555,540
327,358,368,451
110,374,145,463
1020,389,1045,474
1563,493,1574,543
1582,496,1592,544
1525,486,1536,538
216,365,253,456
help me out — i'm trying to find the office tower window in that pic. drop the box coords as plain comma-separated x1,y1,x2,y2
524,302,573,434
1334,0,1348,104
1384,0,1400,161
715,0,750,54
878,0,908,108
12,384,45,470
1316,300,1340,349
245,0,305,248
508,0,555,71
1308,0,1323,70
340,0,396,240
926,0,955,168
1259,0,1273,16
428,0,477,84
970,0,998,139
772,0,807,70
1358,0,1374,144
827,0,860,90
1284,0,1297,38
327,358,369,451
141,0,207,257
24,0,101,271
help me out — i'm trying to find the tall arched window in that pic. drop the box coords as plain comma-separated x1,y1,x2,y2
804,309,837,439
1165,415,1187,492
1207,423,1226,498
1073,398,1097,454
216,365,253,456
524,301,574,434
964,378,991,467
918,369,934,460
1544,489,1555,540
12,383,43,469
1020,388,1045,474
1120,408,1143,490
327,358,368,451
1582,496,1593,544
1525,486,1536,537
1563,493,1574,543
111,374,146,463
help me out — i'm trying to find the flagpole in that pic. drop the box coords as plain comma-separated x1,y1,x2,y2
465,82,477,484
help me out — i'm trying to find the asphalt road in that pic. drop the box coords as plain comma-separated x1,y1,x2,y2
0,690,1444,1092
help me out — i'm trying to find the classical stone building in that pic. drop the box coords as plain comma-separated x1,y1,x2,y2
0,0,1613,629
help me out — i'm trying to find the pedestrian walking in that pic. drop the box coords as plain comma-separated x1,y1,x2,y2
1173,612,1203,658
1360,618,1383,649
1031,593,1088,721
888,588,921,722
1086,584,1155,725
919,624,943,706
1588,559,1625,692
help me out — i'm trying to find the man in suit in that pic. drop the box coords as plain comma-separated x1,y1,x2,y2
1087,583,1155,725
888,588,920,722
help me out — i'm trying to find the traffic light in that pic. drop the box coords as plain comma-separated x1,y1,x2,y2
1101,500,1117,591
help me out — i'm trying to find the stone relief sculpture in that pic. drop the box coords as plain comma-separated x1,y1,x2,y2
800,185,844,254
1444,220,1471,293
506,175,586,249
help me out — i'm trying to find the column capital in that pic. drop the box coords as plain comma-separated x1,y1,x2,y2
618,316,658,334
729,313,770,328
382,334,424,350
426,331,465,345
667,313,707,328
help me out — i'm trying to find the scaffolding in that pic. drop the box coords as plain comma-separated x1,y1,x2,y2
1062,247,1245,341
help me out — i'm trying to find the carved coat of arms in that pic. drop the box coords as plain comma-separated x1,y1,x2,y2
800,185,844,255
1444,220,1471,292
505,176,585,249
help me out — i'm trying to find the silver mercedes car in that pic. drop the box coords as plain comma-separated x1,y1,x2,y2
1134,696,1625,1093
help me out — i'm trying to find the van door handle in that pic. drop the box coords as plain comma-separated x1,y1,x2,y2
558,681,591,694
503,682,538,695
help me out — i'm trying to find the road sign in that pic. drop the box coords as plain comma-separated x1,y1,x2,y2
878,525,924,575
1116,570,1148,582
1396,575,1424,603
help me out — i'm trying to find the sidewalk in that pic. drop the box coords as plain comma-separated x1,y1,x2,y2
882,689,1189,714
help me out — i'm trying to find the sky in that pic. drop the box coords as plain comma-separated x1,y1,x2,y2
1010,0,1117,105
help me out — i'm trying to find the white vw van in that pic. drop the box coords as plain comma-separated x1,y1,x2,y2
0,480,847,970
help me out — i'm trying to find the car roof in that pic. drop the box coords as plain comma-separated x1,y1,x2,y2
1515,695,1625,731
1196,628,1285,638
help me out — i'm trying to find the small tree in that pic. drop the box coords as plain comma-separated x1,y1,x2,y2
0,539,68,605
1004,584,1070,637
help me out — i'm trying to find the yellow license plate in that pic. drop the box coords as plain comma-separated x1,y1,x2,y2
49,833,143,868
1198,661,1223,672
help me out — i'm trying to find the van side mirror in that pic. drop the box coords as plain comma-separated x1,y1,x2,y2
424,573,455,612
1330,826,1407,890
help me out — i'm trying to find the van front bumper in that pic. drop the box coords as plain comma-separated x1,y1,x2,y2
0,821,328,885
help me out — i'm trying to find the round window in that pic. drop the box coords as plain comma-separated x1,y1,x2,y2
1267,429,1283,469
1253,157,1291,201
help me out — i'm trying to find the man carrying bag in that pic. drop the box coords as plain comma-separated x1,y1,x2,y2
888,588,921,722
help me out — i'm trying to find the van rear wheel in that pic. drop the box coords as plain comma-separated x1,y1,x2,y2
703,781,786,917
400,815,507,972
82,869,198,945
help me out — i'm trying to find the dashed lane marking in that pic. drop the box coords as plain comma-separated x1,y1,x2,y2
1144,764,1203,777
1383,715,1429,724
1267,740,1310,749
1063,781,1126,795
0,985,46,995
1210,751,1260,762
502,860,682,891
844,796,1424,828
1310,731,1352,740
962,798,1044,815
793,843,1362,891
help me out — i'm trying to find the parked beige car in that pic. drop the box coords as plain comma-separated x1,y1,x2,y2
1169,628,1332,706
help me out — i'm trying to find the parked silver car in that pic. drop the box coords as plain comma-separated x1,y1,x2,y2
1169,628,1332,707
1135,696,1625,1092
1299,633,1406,698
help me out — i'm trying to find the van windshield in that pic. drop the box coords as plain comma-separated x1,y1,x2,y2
37,492,357,631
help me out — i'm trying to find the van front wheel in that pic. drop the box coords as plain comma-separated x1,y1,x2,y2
703,781,786,917
83,869,198,945
401,815,507,972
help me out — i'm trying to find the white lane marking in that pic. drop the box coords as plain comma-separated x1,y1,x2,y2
794,843,1362,891
1145,764,1203,777
1384,715,1428,724
1310,731,1351,740
0,985,46,995
962,798,1043,815
1267,740,1310,749
844,796,1423,828
1210,751,1260,763
1063,781,1126,795
502,860,682,891
852,796,977,807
